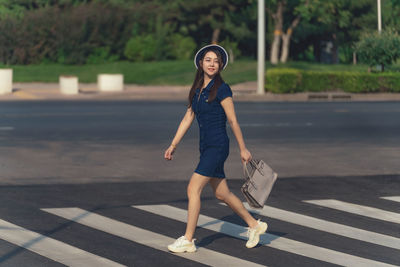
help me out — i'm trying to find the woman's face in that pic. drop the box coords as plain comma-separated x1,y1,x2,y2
201,51,220,77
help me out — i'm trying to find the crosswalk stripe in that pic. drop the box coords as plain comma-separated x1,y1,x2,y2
0,219,124,267
381,196,400,203
304,199,400,224
41,207,266,267
133,204,398,267
219,202,400,250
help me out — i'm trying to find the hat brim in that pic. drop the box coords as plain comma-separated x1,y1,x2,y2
194,44,229,70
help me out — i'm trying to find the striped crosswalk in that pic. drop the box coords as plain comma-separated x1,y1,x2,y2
41,207,265,267
304,199,400,224
0,195,399,266
0,219,125,267
134,204,397,267
234,202,400,250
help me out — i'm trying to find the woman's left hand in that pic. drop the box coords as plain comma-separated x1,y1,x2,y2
240,148,252,163
164,145,176,160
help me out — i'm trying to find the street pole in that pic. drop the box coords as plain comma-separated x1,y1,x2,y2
377,0,382,33
257,0,265,95
377,0,382,71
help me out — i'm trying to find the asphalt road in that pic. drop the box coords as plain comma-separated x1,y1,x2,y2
0,101,400,184
0,100,399,266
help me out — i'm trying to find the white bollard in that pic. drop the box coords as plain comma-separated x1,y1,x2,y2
0,69,13,95
59,76,79,95
97,74,124,92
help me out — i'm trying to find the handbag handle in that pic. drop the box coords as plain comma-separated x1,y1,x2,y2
242,159,257,179
243,162,250,179
243,159,259,189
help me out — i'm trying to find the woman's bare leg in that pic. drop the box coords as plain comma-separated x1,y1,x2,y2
184,173,211,241
210,178,258,228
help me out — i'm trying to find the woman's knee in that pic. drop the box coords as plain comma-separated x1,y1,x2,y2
187,183,201,199
215,190,230,202
187,173,210,199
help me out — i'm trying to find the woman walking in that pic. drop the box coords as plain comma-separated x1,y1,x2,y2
164,44,267,252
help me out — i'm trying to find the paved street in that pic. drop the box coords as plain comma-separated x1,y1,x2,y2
0,100,399,266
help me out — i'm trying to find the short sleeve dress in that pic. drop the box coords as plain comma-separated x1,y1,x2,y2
191,79,233,178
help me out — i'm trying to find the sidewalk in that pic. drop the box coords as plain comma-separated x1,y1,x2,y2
1,82,400,101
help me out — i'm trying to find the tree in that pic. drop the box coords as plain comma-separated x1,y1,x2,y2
177,0,234,44
383,0,400,32
355,29,400,72
267,0,309,64
293,0,375,64
0,0,89,18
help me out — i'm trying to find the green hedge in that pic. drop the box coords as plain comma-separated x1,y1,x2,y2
266,68,400,93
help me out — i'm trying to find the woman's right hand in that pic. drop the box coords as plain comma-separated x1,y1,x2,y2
240,148,252,164
164,145,176,160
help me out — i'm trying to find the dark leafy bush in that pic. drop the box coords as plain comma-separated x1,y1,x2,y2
166,34,196,60
124,35,158,61
298,72,338,92
266,68,400,93
220,38,241,62
86,47,119,64
0,2,143,64
266,68,302,93
335,72,380,93
381,73,400,92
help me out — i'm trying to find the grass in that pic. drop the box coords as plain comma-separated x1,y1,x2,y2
1,60,257,85
2,60,399,85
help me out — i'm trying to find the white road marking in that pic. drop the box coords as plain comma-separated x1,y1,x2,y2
0,126,14,131
381,196,400,203
0,219,124,267
42,207,266,267
239,123,313,127
304,199,400,225
240,123,268,127
133,204,397,267
220,202,400,250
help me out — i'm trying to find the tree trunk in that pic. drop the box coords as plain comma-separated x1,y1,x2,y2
331,33,338,64
314,42,321,62
269,2,284,64
280,25,297,63
211,28,220,44
270,31,281,64
280,32,290,63
280,12,301,63
228,48,234,63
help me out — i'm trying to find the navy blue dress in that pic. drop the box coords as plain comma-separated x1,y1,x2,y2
191,79,233,178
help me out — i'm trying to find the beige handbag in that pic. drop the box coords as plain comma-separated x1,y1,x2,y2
241,159,278,209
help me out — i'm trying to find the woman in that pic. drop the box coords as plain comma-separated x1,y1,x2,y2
164,44,267,252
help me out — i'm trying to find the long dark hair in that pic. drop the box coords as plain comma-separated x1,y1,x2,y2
188,48,225,108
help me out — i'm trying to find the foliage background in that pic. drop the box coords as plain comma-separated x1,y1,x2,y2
0,0,400,67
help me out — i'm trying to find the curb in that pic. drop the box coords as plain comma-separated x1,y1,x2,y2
1,82,400,102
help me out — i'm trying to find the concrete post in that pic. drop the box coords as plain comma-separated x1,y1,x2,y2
59,76,79,95
0,69,13,95
98,74,124,92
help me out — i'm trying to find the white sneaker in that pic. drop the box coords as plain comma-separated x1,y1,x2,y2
168,236,197,253
246,219,268,248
